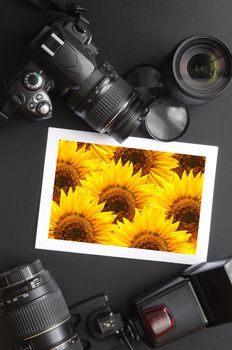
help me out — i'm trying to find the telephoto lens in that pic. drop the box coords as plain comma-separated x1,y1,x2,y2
0,260,83,350
162,35,232,105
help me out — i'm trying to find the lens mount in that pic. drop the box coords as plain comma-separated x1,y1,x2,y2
162,35,232,105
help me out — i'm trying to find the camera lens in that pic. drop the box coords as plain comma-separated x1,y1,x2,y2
0,260,82,350
162,35,232,105
66,62,148,143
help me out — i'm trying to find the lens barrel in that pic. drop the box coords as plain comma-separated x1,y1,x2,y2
162,35,232,105
66,62,148,143
0,260,82,350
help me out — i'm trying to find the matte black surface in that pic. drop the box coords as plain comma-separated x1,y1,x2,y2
0,1,232,349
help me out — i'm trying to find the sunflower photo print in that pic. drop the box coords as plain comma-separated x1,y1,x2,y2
49,140,206,255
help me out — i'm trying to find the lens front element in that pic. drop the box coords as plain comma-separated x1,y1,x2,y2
187,53,220,81
162,35,232,105
178,43,228,97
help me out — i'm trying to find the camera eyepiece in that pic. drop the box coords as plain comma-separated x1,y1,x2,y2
162,35,232,105
0,260,82,350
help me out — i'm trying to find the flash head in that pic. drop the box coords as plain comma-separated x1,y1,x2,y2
126,257,232,348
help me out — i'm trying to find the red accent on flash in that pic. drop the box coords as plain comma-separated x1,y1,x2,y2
143,305,175,340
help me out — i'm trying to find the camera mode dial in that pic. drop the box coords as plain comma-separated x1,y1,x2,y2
24,71,44,91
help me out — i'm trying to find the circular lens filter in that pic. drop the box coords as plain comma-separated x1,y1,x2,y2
144,97,190,141
124,65,164,103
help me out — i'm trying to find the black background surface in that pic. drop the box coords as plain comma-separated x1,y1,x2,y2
0,0,232,349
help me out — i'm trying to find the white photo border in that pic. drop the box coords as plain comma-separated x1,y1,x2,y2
35,127,218,265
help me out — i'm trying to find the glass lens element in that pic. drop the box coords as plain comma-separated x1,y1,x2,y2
187,53,219,81
145,97,190,141
178,44,228,95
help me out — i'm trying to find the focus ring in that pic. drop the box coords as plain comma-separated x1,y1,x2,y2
4,289,70,338
0,260,43,290
84,77,134,131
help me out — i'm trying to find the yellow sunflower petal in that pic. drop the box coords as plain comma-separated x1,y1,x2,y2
49,187,116,243
81,160,156,223
96,206,193,254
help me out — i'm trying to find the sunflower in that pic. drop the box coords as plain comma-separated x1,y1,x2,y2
112,147,178,186
53,140,101,203
81,160,156,222
96,207,193,254
77,142,115,162
173,154,206,177
152,171,204,241
49,187,116,242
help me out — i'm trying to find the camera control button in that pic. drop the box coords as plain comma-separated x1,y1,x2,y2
37,102,50,115
36,94,43,101
29,102,35,110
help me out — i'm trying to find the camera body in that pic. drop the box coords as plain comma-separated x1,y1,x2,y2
1,7,146,143
0,12,97,121
29,16,98,91
0,61,53,121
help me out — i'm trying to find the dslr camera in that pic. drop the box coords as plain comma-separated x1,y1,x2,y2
0,1,147,143
1,0,232,143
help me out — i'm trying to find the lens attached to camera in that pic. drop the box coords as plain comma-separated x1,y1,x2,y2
66,62,148,143
0,260,82,350
162,35,232,105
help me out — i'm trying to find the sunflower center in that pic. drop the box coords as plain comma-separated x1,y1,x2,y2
131,233,168,251
53,161,80,202
114,148,154,175
54,214,95,242
99,187,136,222
168,198,200,238
174,155,206,176
188,156,200,168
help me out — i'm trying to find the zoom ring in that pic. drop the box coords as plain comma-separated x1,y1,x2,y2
4,289,70,338
85,77,134,131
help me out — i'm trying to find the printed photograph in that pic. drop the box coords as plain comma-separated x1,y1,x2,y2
35,128,218,264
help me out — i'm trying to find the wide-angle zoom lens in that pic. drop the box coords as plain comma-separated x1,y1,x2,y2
162,35,232,105
66,62,148,143
0,260,82,350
